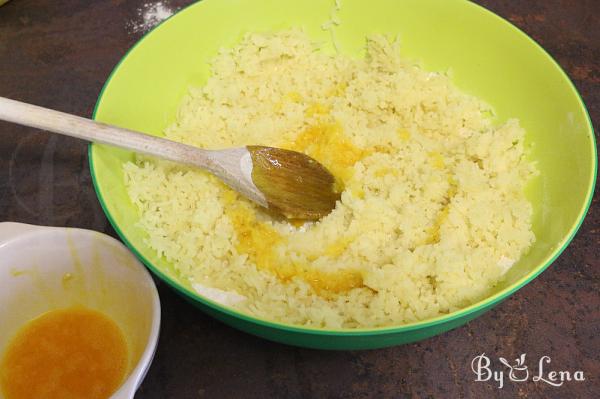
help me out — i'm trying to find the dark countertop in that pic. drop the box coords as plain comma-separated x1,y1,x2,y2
0,1,598,398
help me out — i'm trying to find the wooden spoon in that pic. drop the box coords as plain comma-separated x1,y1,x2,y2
0,97,340,220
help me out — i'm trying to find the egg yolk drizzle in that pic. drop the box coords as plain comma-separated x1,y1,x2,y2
424,177,458,245
286,119,369,188
226,202,363,296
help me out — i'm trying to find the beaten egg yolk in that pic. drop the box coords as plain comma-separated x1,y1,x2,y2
287,120,368,186
0,307,128,399
227,203,363,296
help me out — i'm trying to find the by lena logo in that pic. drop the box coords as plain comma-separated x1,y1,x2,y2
471,353,585,389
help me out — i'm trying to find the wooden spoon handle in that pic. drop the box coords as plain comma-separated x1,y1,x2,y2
0,96,211,168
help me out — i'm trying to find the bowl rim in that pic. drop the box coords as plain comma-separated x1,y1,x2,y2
89,0,597,336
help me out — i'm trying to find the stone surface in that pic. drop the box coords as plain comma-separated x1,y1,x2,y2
0,1,598,398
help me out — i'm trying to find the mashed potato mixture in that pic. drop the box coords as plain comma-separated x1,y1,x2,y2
124,31,536,328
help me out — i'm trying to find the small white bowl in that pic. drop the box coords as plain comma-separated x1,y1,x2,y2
0,222,161,399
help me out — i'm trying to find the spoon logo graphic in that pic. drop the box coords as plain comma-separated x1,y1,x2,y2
498,354,529,382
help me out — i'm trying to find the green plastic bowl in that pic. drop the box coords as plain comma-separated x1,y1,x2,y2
90,0,596,349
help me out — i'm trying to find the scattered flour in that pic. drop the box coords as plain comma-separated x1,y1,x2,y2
128,1,175,34
192,283,247,306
